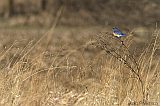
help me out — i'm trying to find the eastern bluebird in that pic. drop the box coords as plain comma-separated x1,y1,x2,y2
112,27,126,37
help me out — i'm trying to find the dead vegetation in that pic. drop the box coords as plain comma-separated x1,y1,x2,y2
0,1,160,106
0,24,159,106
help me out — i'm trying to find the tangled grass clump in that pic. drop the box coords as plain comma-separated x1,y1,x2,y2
95,29,160,104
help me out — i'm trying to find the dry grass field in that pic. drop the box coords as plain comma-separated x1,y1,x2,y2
0,22,160,106
0,1,160,106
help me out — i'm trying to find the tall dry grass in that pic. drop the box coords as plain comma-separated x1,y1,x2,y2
0,12,160,106
0,27,159,106
94,29,160,105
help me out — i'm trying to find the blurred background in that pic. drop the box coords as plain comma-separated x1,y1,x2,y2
0,1,160,106
0,0,160,28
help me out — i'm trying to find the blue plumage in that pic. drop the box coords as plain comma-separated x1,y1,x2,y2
112,27,126,37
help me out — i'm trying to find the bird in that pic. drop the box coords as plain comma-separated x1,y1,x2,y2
112,27,126,38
